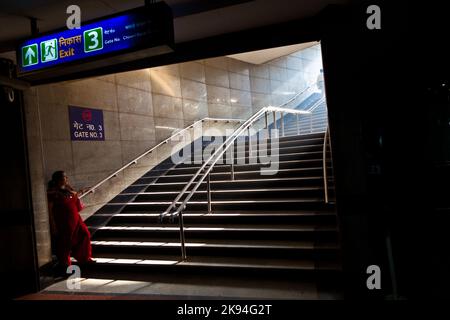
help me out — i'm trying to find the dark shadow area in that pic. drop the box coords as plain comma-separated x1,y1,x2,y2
321,0,450,299
0,58,39,299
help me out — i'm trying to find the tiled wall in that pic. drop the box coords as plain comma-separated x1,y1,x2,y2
24,44,323,266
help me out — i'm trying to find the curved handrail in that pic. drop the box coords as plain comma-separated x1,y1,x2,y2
79,117,243,199
161,107,311,218
162,105,310,259
159,86,317,219
267,85,323,134
270,81,319,111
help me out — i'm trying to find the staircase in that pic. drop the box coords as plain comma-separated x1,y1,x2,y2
83,117,341,299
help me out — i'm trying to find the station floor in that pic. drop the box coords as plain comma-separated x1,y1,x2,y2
18,276,339,300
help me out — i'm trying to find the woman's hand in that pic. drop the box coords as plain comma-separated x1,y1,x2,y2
78,187,92,196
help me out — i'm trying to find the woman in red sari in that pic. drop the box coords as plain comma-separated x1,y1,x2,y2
47,171,95,269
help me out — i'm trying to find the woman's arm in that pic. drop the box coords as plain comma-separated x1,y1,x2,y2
66,183,91,197
77,186,92,196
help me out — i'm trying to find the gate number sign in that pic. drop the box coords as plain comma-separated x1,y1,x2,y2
69,106,105,141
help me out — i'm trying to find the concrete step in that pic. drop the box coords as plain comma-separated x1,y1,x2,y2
143,176,330,192
172,157,329,171
102,211,337,225
157,159,325,176
115,198,335,213
91,238,339,259
78,255,343,285
130,187,325,202
142,166,326,183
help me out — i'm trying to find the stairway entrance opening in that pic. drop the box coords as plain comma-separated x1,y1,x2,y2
24,40,339,299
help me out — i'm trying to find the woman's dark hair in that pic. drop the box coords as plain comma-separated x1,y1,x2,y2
48,171,65,190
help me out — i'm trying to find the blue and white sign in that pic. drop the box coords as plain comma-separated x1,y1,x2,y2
17,4,173,75
69,106,105,141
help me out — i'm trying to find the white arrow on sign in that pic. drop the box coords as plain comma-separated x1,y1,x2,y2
25,47,36,64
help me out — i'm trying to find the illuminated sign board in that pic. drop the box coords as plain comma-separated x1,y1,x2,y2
17,3,173,79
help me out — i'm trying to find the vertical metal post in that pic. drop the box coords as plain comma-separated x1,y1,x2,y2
386,234,398,300
230,163,235,180
281,112,285,137
386,233,398,299
248,125,252,157
230,134,235,180
323,128,329,204
326,123,335,201
273,111,277,130
178,210,187,260
296,114,300,135
265,112,268,129
207,173,212,213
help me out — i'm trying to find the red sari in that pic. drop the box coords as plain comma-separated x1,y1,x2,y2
48,189,93,266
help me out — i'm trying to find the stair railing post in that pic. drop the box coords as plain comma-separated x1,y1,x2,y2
265,111,268,129
230,136,235,180
281,112,285,137
273,111,277,130
248,125,252,157
323,127,329,204
230,162,234,181
207,172,212,213
178,208,187,260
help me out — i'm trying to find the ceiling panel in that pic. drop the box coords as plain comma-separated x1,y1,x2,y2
227,42,319,65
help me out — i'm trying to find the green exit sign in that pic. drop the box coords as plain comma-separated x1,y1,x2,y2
40,38,58,63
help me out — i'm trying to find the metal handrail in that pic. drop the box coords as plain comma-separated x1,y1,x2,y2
79,84,319,200
158,86,317,218
79,117,243,199
160,106,311,218
162,105,311,259
304,95,327,135
323,125,330,204
272,95,326,136
279,81,318,109
307,95,326,113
